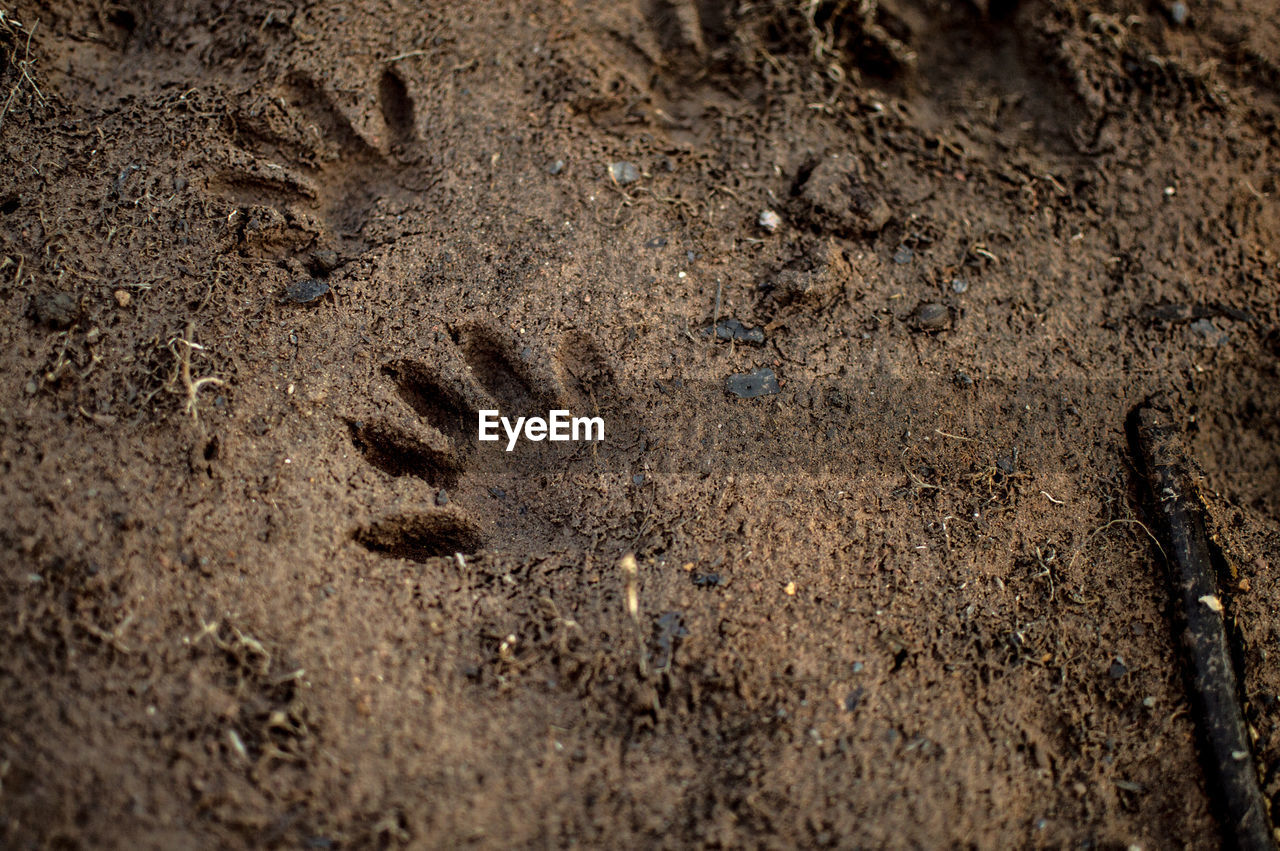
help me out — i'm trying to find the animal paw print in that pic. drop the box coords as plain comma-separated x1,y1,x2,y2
346,324,619,563
565,0,737,131
207,67,432,262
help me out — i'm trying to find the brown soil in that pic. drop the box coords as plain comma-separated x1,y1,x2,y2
3,0,1279,847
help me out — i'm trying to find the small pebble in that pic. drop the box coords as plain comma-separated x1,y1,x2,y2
113,289,132,308
783,581,797,596
548,159,565,175
608,161,640,185
798,156,892,233
435,489,449,506
951,278,968,294
914,302,949,331
758,209,782,233
725,367,780,398
708,318,765,345
310,249,340,273
1109,657,1129,679
1170,1,1188,25
893,245,914,264
286,278,329,304
1190,317,1228,345
29,291,79,329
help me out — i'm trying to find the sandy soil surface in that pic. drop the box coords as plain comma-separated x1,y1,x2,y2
2,0,1279,847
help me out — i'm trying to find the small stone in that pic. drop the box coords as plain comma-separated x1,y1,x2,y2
24,380,37,395
708,318,765,345
1190,317,1228,345
797,154,891,234
1109,658,1128,679
113,289,132,308
1169,1,1188,25
285,278,330,304
29,291,79,329
914,302,950,330
489,487,507,499
772,239,852,304
310,249,340,273
726,367,780,398
758,209,782,233
435,489,449,506
548,159,565,175
893,245,914,264
951,278,969,294
783,581,797,596
608,161,640,185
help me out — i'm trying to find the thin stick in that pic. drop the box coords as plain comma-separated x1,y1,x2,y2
712,279,722,334
619,553,647,678
1128,401,1275,851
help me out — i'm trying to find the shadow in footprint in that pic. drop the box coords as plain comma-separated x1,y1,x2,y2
378,68,416,149
383,361,473,446
346,419,459,488
455,327,548,415
353,514,485,562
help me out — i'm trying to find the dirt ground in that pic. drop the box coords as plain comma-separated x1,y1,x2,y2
2,0,1279,847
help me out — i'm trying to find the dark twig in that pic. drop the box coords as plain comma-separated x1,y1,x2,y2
1128,400,1275,851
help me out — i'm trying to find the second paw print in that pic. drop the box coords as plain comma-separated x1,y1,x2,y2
346,324,621,563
